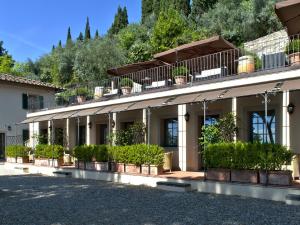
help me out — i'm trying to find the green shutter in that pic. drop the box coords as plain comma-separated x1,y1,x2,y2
39,96,44,109
22,94,28,109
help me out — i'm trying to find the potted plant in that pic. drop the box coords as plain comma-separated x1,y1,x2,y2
238,50,261,74
120,78,133,95
92,145,109,171
34,144,64,167
172,66,188,85
124,145,141,174
285,39,300,66
108,146,125,173
74,145,93,170
75,87,89,103
141,144,164,176
6,145,30,164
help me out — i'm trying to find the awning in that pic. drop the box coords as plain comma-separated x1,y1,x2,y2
71,107,103,117
275,0,300,36
19,116,40,124
34,114,57,122
154,36,237,63
127,97,172,111
107,60,166,76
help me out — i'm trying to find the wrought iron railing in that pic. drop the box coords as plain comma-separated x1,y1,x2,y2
28,33,300,112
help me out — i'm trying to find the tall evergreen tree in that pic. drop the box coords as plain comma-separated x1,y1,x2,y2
190,0,217,22
58,40,62,48
0,41,8,56
108,6,129,36
160,0,191,16
84,17,91,40
142,0,154,23
77,32,84,41
66,26,72,45
95,29,100,39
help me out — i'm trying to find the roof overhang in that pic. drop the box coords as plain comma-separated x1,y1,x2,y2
275,0,300,36
153,36,237,64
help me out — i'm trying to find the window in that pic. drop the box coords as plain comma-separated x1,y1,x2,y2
76,126,86,146
22,129,29,144
250,110,276,143
22,94,44,110
203,115,219,126
164,118,178,147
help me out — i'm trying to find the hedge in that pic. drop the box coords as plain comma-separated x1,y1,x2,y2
35,144,64,159
203,142,294,171
6,145,31,158
108,144,164,166
73,145,108,162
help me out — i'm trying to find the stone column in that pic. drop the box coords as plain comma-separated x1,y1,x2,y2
112,112,119,146
29,122,40,148
143,108,147,144
282,91,290,148
65,118,70,149
178,104,187,171
86,115,96,145
232,97,237,142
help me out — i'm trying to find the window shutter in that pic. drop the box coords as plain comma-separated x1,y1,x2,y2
22,94,28,109
39,96,44,109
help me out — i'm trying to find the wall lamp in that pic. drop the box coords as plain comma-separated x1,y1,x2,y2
88,121,92,129
111,120,116,128
184,112,190,122
287,103,295,114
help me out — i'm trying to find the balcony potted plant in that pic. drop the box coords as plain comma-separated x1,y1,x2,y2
237,50,261,74
75,87,89,103
120,78,133,95
285,38,300,66
172,66,188,85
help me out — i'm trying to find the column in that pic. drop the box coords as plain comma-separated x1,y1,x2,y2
143,108,147,143
86,115,96,145
47,120,52,145
66,118,70,149
112,112,119,146
178,104,187,171
282,91,290,148
29,122,40,148
232,97,237,142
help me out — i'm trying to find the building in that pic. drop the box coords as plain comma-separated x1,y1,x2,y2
23,0,300,177
0,74,59,158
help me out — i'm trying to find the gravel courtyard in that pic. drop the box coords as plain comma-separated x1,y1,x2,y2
0,168,300,225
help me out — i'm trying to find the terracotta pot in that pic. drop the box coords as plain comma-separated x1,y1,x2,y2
121,87,132,95
34,158,63,167
206,168,231,182
75,161,86,170
85,162,96,170
150,165,163,175
63,154,72,165
125,164,141,174
94,162,109,171
231,170,258,184
109,162,116,172
289,52,300,66
141,165,150,175
77,95,86,103
17,156,29,164
174,76,187,85
259,170,292,186
34,158,49,167
238,55,255,74
116,163,125,173
6,157,17,163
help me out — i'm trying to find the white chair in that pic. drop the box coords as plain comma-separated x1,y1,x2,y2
145,80,168,89
195,66,228,80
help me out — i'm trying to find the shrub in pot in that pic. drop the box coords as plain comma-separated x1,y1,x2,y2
73,145,94,170
141,144,164,175
75,87,89,103
120,78,133,95
6,145,31,163
285,39,300,66
172,66,188,85
108,145,125,172
124,145,141,174
34,144,64,167
92,145,109,171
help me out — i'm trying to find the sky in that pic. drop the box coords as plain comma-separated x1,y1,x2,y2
0,0,141,62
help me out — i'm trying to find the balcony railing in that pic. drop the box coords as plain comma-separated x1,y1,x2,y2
29,33,300,112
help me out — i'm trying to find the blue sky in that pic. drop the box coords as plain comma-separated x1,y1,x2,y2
0,0,141,62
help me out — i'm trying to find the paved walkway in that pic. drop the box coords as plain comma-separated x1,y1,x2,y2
0,165,300,225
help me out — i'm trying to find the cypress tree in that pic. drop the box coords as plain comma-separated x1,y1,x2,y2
66,26,72,45
122,7,129,28
153,0,161,18
190,0,217,22
52,45,55,51
84,17,91,40
77,32,84,41
142,0,154,23
108,6,129,36
58,40,62,48
95,29,99,39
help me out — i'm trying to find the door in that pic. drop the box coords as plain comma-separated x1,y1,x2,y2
0,133,5,159
99,124,108,145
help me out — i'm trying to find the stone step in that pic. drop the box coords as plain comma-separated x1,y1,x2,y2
14,166,29,173
156,181,192,192
286,194,300,205
53,171,72,178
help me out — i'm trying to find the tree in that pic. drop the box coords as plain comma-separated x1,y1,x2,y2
94,29,100,39
108,6,129,36
66,27,72,46
142,0,153,23
160,0,191,17
58,40,62,48
77,32,84,41
85,17,91,40
150,8,205,53
0,55,14,73
0,41,8,56
190,0,218,23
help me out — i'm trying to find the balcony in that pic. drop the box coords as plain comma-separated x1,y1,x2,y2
28,33,300,112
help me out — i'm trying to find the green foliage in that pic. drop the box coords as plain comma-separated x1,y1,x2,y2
108,6,129,36
172,66,189,77
5,145,31,158
35,144,64,159
73,145,109,162
203,142,294,171
0,55,14,74
108,144,164,166
190,0,218,23
285,39,300,55
142,0,154,23
85,17,91,40
120,78,134,88
66,27,72,46
200,113,237,146
0,40,8,56
75,87,89,96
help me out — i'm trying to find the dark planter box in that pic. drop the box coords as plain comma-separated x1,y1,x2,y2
125,164,141,174
6,157,17,163
206,168,231,182
116,163,125,173
141,165,150,175
150,165,163,175
17,156,29,164
75,161,85,170
109,162,116,172
231,170,258,184
85,162,109,171
259,170,293,186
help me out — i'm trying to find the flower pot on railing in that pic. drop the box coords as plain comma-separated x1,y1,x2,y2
231,169,258,184
120,78,133,95
206,168,231,182
285,39,300,66
174,76,187,85
238,55,255,74
77,95,86,103
172,66,189,85
121,86,132,95
288,52,300,66
259,170,292,186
